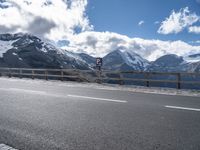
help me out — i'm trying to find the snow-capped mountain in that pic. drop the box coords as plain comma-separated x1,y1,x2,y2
102,48,150,71
0,33,200,72
77,53,96,67
186,61,200,72
147,54,200,73
0,33,91,70
147,54,187,72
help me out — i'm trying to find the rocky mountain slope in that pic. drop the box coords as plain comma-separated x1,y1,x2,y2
102,48,150,71
0,33,200,72
0,33,91,70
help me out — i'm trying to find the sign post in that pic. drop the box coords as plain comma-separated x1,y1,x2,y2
96,58,103,83
96,57,103,71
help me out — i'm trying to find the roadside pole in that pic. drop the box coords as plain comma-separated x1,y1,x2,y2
96,58,103,84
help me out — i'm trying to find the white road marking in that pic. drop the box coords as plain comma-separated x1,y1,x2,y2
8,88,47,95
0,144,18,150
0,87,47,95
165,105,200,112
0,88,67,99
68,94,127,103
0,87,127,103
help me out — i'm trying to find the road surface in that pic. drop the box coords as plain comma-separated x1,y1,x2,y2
0,78,200,150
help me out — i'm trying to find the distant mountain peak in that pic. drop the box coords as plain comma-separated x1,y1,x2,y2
154,54,184,65
0,33,91,70
103,49,150,71
0,33,199,72
147,54,188,72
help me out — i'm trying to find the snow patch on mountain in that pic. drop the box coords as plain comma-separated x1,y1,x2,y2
0,40,16,57
0,33,199,72
0,33,92,69
118,49,149,68
103,48,150,71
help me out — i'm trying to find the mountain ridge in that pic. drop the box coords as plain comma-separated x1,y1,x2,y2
0,33,200,72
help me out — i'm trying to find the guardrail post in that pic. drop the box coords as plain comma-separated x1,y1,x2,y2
32,70,35,79
97,70,102,84
61,69,64,81
145,73,150,87
19,69,22,78
177,73,181,89
9,68,12,78
45,70,48,80
119,73,124,85
95,70,101,84
75,70,81,82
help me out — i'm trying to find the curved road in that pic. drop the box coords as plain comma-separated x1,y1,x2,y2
0,78,200,150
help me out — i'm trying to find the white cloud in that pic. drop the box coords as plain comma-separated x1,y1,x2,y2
188,26,200,34
154,21,160,25
190,40,200,44
1,1,200,61
61,31,200,61
0,0,92,40
138,20,144,26
158,7,199,34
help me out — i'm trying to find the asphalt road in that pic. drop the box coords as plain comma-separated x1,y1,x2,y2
0,78,200,150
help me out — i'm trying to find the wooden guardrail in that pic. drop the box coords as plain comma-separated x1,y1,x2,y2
101,70,200,89
0,67,200,89
0,68,95,82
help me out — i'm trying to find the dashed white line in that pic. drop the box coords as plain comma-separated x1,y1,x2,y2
68,94,127,103
165,105,200,112
0,88,47,95
8,88,47,95
0,87,127,103
0,144,18,150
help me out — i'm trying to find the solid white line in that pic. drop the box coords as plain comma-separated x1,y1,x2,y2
0,144,18,150
68,94,127,103
165,105,200,112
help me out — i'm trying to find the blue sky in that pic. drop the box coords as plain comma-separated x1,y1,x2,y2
87,0,200,43
1,0,200,60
